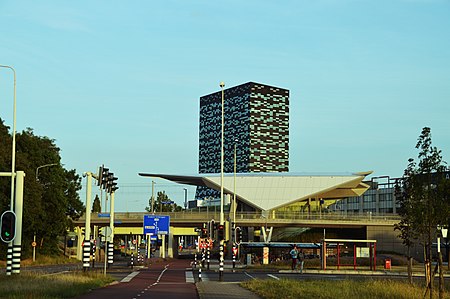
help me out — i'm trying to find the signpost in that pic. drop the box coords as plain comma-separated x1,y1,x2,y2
144,215,170,235
144,215,170,258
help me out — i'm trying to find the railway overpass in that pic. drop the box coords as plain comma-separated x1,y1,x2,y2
72,211,402,259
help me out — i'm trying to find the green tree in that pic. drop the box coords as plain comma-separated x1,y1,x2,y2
145,191,182,213
92,194,101,213
0,121,84,257
395,127,450,298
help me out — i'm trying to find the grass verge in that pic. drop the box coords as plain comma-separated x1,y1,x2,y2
0,271,114,299
241,278,450,299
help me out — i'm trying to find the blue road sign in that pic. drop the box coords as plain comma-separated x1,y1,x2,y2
143,215,170,235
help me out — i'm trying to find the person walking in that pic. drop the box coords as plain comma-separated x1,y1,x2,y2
297,249,305,274
289,245,298,270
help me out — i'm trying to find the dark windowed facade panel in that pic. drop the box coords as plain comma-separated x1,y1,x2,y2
197,82,289,200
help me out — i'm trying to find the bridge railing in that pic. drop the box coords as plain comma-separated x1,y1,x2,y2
88,211,400,223
235,211,400,223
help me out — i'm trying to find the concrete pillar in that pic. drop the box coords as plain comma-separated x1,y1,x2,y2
168,226,174,258
12,171,24,274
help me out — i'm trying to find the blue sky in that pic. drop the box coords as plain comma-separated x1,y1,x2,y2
0,1,449,212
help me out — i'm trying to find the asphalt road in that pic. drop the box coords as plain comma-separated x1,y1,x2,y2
76,259,198,299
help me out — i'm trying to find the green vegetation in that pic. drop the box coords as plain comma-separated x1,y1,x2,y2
241,278,450,299
0,271,114,299
0,120,84,259
395,127,450,296
145,191,182,213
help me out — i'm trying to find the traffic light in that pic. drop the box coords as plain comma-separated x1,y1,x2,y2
98,165,119,193
106,172,118,193
98,165,109,188
218,224,224,241
0,211,16,243
235,226,242,244
209,219,215,239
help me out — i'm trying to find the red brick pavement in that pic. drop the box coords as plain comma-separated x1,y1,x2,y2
77,259,198,299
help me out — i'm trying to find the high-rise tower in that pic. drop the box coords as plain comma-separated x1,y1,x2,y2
197,82,289,199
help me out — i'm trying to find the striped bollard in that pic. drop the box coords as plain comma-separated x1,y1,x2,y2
232,244,236,269
108,242,114,267
194,252,197,269
198,264,202,281
207,246,210,270
201,247,205,268
130,252,134,269
219,241,224,281
6,243,13,275
12,244,21,274
83,241,91,271
92,246,96,268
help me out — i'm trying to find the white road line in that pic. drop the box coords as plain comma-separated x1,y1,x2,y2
267,274,280,280
121,271,140,283
156,265,169,283
185,271,195,283
42,271,69,277
244,271,256,280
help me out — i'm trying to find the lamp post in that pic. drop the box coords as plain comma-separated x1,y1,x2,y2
438,226,447,299
184,188,188,211
233,139,237,227
219,81,225,281
34,163,58,261
36,163,58,181
0,65,17,211
232,139,237,269
1,65,17,276
220,81,225,225
151,181,156,214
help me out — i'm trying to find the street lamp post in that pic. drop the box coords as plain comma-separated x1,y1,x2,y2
0,65,17,210
151,181,156,214
232,140,237,269
36,163,58,181
233,139,238,227
184,188,188,211
34,163,58,261
438,226,447,299
219,81,225,281
1,65,17,276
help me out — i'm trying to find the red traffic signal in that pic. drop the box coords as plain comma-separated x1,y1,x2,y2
218,224,224,241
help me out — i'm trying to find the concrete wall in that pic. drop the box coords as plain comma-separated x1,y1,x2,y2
366,225,403,254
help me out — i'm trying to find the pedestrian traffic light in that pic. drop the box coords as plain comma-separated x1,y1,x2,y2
218,224,224,241
0,211,16,243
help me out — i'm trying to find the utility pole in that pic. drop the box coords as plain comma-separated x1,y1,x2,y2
152,181,155,214
219,81,225,281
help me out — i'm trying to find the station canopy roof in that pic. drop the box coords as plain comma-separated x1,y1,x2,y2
138,171,372,212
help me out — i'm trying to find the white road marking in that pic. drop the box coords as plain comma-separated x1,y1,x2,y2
267,274,280,280
244,272,256,280
186,271,195,283
121,271,140,283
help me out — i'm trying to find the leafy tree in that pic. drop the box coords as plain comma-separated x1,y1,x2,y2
92,194,101,213
145,191,182,213
0,121,84,257
395,127,450,298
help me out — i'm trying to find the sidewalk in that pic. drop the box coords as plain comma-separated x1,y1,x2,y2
196,281,261,299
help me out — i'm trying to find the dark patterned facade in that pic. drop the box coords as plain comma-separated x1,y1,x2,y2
196,82,289,200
